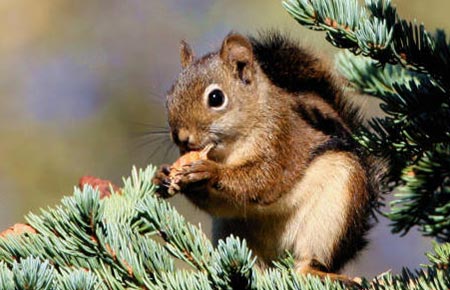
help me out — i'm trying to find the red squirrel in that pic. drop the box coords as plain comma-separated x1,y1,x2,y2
153,32,381,283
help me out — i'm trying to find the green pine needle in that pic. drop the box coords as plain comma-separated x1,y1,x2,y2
0,165,449,288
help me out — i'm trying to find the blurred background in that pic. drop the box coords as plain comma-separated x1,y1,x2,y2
1,0,449,278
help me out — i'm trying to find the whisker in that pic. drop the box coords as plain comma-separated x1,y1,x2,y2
130,122,169,130
145,139,171,164
130,122,171,139
129,119,176,165
132,128,171,150
136,131,170,138
130,122,169,129
162,141,177,161
134,137,169,150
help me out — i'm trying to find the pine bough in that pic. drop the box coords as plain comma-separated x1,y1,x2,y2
0,166,448,289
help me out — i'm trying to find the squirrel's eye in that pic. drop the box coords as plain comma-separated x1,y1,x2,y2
208,89,225,108
203,84,228,111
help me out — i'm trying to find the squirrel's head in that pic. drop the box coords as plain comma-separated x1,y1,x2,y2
166,33,265,161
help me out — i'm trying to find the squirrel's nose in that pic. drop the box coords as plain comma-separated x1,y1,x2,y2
177,128,190,144
174,128,198,150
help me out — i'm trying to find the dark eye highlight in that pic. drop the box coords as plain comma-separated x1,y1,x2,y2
208,89,225,108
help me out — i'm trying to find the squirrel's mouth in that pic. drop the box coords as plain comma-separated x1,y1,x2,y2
180,142,215,155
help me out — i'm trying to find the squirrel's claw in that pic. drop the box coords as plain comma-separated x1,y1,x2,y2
153,164,172,198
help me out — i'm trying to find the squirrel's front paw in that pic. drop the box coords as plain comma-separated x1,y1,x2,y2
152,164,172,198
173,160,220,191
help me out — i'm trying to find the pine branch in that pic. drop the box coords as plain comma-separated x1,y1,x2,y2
283,0,450,86
337,50,450,239
388,144,450,241
0,166,449,289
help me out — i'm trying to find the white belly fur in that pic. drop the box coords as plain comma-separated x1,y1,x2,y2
213,151,359,268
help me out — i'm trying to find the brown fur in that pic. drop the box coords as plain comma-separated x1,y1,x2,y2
153,32,380,283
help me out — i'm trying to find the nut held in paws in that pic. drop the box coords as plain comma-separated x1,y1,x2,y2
168,144,213,195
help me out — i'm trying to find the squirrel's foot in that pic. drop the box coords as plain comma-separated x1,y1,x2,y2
298,264,362,289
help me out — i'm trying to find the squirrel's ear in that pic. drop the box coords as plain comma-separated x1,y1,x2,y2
180,40,194,68
220,33,254,84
